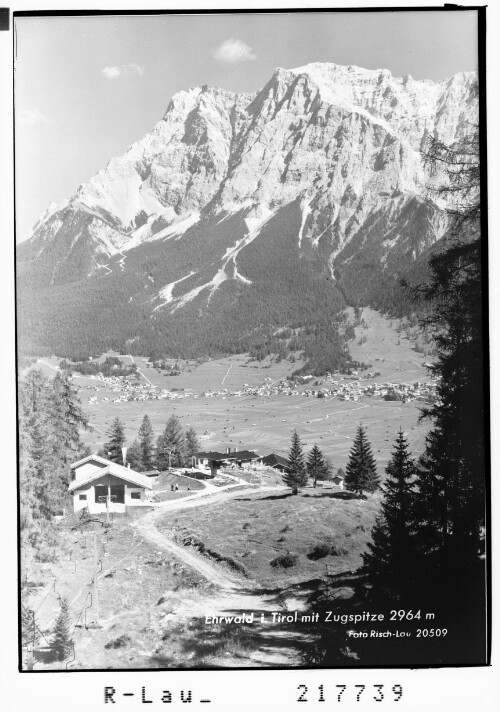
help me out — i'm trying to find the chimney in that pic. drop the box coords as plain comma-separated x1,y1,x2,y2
127,463,130,469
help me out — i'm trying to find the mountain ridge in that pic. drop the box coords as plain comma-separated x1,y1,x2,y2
17,62,478,361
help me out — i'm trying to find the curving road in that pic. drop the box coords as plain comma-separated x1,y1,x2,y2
134,483,284,590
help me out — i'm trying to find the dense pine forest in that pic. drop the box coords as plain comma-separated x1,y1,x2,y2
19,370,90,646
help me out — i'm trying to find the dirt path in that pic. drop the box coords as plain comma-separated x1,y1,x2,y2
134,485,281,590
221,362,233,386
133,484,312,665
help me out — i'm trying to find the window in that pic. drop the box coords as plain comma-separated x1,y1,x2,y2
79,494,87,501
95,484,125,503
130,491,141,500
110,485,125,504
95,485,107,503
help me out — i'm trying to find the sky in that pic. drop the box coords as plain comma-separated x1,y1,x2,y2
14,10,478,242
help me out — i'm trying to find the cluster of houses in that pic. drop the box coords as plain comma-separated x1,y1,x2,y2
82,375,191,405
69,447,344,515
193,447,291,474
80,370,437,407
193,447,344,487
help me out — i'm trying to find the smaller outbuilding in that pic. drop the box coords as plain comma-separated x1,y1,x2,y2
257,453,290,473
330,474,344,489
69,454,153,514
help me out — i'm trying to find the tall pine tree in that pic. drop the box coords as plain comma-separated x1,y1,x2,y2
126,439,143,471
157,415,185,469
103,417,126,464
413,124,485,599
345,425,379,497
307,444,328,487
138,414,155,470
283,431,308,495
362,429,417,601
185,426,200,465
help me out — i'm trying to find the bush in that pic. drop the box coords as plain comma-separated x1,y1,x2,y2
270,553,298,569
104,634,131,649
330,543,349,556
307,543,331,560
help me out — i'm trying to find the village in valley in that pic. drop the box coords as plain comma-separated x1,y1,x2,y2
79,368,438,406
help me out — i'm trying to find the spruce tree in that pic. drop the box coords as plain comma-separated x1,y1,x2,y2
138,415,155,470
103,417,126,464
307,444,328,487
52,597,73,661
126,439,143,471
283,431,308,495
414,125,485,601
362,429,417,600
185,426,200,465
157,415,185,469
48,372,88,461
345,425,379,497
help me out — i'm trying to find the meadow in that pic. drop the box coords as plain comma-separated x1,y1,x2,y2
60,309,431,472
160,487,381,587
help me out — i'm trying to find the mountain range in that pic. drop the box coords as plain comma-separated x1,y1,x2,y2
17,62,478,362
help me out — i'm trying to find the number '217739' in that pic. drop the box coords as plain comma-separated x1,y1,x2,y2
297,684,403,703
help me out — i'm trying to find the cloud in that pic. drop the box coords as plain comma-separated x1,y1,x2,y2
213,38,257,64
101,63,145,79
18,108,50,126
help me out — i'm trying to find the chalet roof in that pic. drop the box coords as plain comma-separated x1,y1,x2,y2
259,453,289,469
69,456,153,492
195,451,227,460
226,450,259,460
70,453,110,469
196,450,259,461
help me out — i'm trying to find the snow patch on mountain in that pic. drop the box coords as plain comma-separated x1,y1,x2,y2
123,211,200,251
154,270,199,310
298,198,312,248
165,208,275,312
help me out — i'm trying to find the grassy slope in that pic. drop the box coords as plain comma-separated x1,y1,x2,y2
160,488,381,587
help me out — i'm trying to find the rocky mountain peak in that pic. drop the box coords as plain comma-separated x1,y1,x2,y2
18,61,478,348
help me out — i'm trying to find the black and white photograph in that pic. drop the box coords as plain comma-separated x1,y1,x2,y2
13,5,490,677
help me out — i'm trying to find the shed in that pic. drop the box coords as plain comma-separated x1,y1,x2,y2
258,453,290,472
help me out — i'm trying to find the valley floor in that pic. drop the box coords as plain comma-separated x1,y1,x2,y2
67,309,433,472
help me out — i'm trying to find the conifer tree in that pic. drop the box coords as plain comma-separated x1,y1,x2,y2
126,440,143,471
362,429,417,600
323,457,335,481
138,415,155,470
283,431,308,495
345,425,379,497
103,417,126,464
414,125,485,595
157,415,185,469
49,372,88,460
307,444,328,487
185,426,200,464
52,597,73,661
